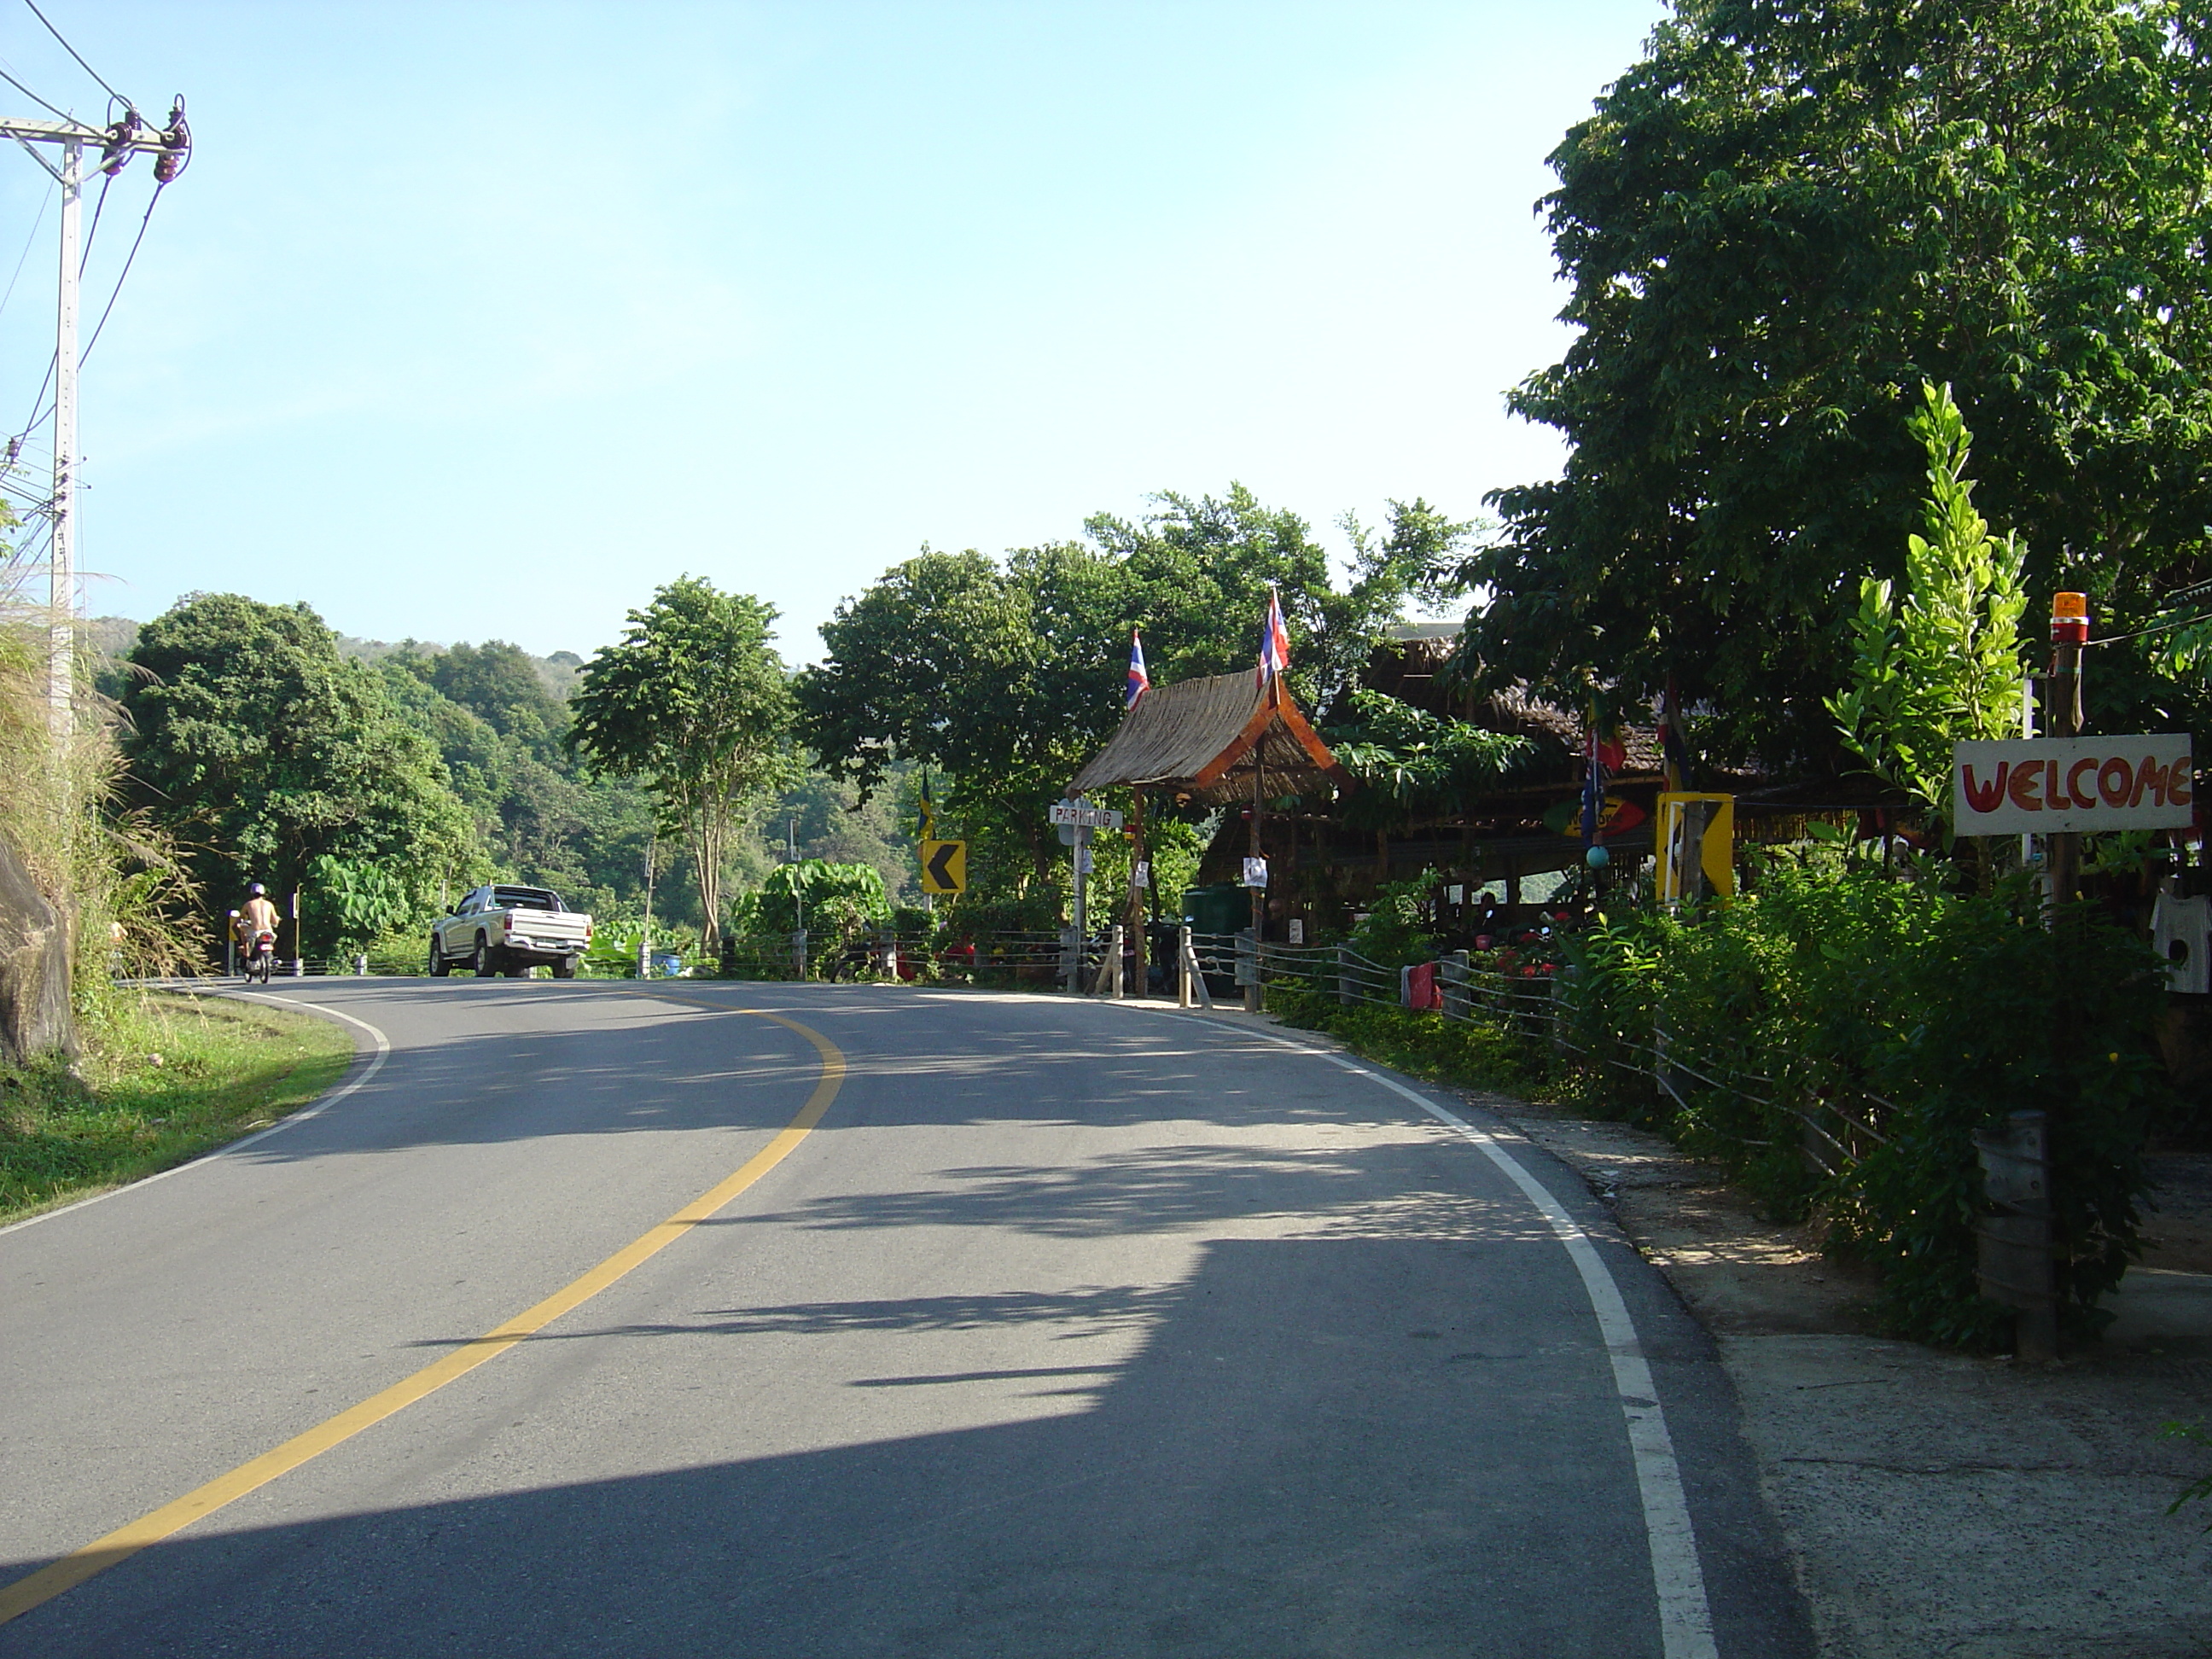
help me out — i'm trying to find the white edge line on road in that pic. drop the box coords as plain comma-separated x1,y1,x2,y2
0,991,393,1240
1111,1004,1720,1659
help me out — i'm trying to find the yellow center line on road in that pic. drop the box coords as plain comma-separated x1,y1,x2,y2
0,1001,846,1628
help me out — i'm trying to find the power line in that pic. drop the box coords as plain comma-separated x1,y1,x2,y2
2,179,167,454
22,0,132,114
76,164,106,271
0,178,52,320
9,354,55,454
0,89,183,735
78,180,154,364
0,62,74,125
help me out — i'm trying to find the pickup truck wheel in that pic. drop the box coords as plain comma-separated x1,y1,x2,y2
470,934,490,975
551,956,577,980
428,938,450,977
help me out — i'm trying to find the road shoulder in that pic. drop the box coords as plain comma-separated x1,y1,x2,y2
1489,1093,2212,1659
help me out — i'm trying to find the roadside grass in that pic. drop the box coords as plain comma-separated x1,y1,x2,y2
0,991,355,1226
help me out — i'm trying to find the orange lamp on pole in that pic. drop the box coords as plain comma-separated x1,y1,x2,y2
2052,591,2089,645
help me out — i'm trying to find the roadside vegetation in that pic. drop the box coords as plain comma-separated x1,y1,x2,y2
9,0,2211,1367
1266,850,2174,1351
0,992,352,1226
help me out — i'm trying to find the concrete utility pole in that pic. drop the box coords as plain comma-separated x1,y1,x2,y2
49,132,77,736
0,106,189,736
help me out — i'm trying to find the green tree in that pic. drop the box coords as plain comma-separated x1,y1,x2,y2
374,647,660,921
1829,383,2029,830
429,639,568,760
799,485,1441,905
121,594,481,952
1326,690,1532,833
568,577,796,950
734,859,891,945
1467,0,2212,765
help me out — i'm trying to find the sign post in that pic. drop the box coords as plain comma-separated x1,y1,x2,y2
2047,592,2089,911
1050,800,1121,993
1656,793,1735,909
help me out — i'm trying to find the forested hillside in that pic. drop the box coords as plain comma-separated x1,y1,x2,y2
95,610,919,956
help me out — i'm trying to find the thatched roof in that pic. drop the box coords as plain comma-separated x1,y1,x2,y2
1069,673,1347,806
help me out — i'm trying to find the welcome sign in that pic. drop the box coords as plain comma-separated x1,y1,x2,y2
1953,736,2195,835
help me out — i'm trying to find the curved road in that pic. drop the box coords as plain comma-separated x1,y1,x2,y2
0,981,1809,1656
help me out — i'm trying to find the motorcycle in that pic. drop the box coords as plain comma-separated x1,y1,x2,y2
243,928,277,984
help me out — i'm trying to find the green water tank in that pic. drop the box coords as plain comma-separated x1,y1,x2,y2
1181,883,1249,939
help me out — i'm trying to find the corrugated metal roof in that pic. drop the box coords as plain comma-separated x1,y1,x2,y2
1068,672,1347,805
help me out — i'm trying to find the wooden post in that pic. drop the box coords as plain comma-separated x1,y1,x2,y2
1127,788,1150,998
1246,720,1266,1013
1178,923,1194,1008
1976,1112,2058,1360
2046,592,2087,915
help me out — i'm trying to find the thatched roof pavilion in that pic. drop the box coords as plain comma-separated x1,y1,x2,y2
1068,672,1347,804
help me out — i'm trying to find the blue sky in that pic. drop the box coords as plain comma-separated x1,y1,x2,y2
0,1,1663,661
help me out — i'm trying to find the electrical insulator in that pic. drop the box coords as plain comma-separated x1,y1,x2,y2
154,96,189,184
99,110,140,178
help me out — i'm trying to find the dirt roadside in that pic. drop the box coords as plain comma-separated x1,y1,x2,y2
1470,1087,2212,1659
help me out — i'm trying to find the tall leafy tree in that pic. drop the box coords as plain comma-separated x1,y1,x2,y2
798,547,1071,894
429,640,569,760
121,593,481,949
1468,0,2212,763
799,485,1441,899
377,649,657,917
568,577,796,948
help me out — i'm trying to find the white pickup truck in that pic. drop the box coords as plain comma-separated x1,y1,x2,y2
429,884,591,979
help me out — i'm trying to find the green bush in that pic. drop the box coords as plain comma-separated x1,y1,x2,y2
1266,983,1530,1096
1565,855,2171,1346
734,859,891,939
1342,867,1445,968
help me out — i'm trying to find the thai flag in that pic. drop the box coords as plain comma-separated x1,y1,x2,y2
1126,629,1150,708
1257,590,1290,690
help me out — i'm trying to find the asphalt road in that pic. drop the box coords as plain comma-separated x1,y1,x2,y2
0,981,1812,1657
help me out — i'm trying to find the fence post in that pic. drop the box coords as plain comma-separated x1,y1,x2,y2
1235,929,1256,1010
1336,943,1351,1007
1184,930,1214,1010
791,928,808,981
1975,1112,2058,1360
1177,925,1194,1007
1061,927,1079,994
355,953,369,977
1107,924,1125,998
1549,964,1570,1058
1442,949,1469,1023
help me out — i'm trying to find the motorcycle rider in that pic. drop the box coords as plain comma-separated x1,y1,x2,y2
235,882,280,964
